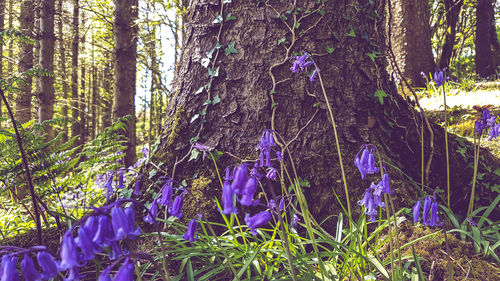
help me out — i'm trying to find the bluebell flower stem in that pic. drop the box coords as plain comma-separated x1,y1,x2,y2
383,194,395,281
317,73,351,229
442,86,451,208
467,136,481,217
206,223,241,281
421,113,425,191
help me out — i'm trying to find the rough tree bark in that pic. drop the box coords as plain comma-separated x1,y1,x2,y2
439,0,463,69
475,0,496,78
38,0,56,139
388,0,435,87
141,0,497,231
0,0,4,118
113,0,138,167
15,0,35,124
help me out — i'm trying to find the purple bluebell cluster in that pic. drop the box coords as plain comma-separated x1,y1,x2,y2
354,144,379,179
290,52,319,82
0,201,140,280
433,68,446,87
475,109,499,141
412,195,443,227
143,178,186,223
220,130,287,235
355,144,393,222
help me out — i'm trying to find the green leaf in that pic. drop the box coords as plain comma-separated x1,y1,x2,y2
209,150,223,162
347,28,356,37
203,99,211,105
271,102,278,109
189,149,200,161
208,67,219,77
494,168,500,177
277,38,288,45
294,21,301,29
225,13,236,21
366,51,381,61
374,90,387,105
201,58,210,68
223,0,231,3
190,136,200,144
212,95,221,105
190,114,200,123
326,45,335,53
269,90,276,95
195,86,205,95
318,8,325,16
224,41,238,56
212,15,222,24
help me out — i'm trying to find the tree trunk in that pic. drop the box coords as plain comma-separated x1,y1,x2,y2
388,0,435,86
16,0,35,124
57,0,69,141
101,58,112,130
37,0,56,139
71,0,80,144
80,22,86,144
113,0,138,167
475,0,496,78
439,0,463,69
138,0,495,230
91,42,98,139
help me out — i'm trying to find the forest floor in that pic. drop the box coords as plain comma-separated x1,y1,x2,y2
418,81,500,157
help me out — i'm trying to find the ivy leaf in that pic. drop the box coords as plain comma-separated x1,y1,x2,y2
189,149,200,161
326,45,335,53
190,114,200,123
495,168,500,177
203,99,211,105
200,108,207,116
374,90,387,105
277,38,288,45
225,13,236,21
195,86,205,95
212,15,223,24
294,21,301,29
224,41,238,56
208,67,219,77
366,51,381,62
212,95,221,105
208,150,224,162
223,0,231,3
201,58,210,68
190,136,200,144
347,28,356,37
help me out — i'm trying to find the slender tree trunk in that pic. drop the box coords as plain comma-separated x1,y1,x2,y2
475,0,496,78
7,0,13,82
16,0,35,124
0,0,6,118
91,37,98,139
113,0,138,166
388,0,435,86
38,0,56,139
71,0,80,144
57,0,69,141
80,14,86,144
439,0,463,69
101,56,112,130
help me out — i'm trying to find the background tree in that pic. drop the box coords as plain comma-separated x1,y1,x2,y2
388,0,435,86
15,0,35,124
0,0,5,118
438,0,463,69
475,0,496,78
112,0,138,166
71,0,80,145
57,0,69,141
138,0,490,228
37,0,56,138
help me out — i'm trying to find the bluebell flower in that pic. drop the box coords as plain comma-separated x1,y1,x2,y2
93,215,115,245
354,145,379,179
21,253,41,281
258,130,276,167
222,180,238,215
105,172,114,202
117,172,124,189
193,142,212,151
466,218,477,226
381,173,393,194
60,230,82,271
422,196,431,226
290,54,312,73
309,68,319,82
98,266,112,281
37,252,59,280
413,200,421,223
76,226,95,262
158,180,173,207
64,267,81,281
245,211,272,235
82,216,100,253
292,214,300,230
429,201,443,227
231,163,248,195
1,255,19,281
238,177,259,207
488,122,499,141
114,258,134,281
133,176,142,195
169,195,183,218
433,69,445,87
266,167,278,180
144,200,159,223
141,147,149,158
268,198,285,212
250,162,260,177
183,215,201,242
357,189,378,222
108,241,125,260
111,206,141,240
